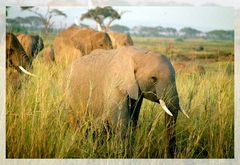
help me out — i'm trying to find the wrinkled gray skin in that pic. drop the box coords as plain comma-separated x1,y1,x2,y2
65,46,180,157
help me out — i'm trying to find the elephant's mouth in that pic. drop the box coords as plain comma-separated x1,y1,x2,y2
143,91,175,117
143,91,160,103
143,91,190,118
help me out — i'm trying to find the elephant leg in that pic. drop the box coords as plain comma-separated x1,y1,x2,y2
165,113,178,158
129,94,143,130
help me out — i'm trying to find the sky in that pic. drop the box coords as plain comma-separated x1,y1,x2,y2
7,6,234,32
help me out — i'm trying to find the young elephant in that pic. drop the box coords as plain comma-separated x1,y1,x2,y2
65,46,188,157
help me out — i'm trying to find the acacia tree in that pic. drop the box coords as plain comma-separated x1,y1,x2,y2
21,6,67,34
80,6,125,32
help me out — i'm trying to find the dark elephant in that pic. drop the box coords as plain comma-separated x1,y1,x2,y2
6,32,31,73
16,33,44,61
6,33,36,90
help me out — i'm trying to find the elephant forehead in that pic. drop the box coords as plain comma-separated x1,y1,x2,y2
17,34,33,48
95,33,110,42
9,34,24,51
95,35,106,42
17,34,31,41
141,53,174,78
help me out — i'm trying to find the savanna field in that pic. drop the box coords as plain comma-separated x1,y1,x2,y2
6,35,234,158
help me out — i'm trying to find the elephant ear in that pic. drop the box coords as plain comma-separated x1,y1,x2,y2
116,50,139,100
71,31,92,55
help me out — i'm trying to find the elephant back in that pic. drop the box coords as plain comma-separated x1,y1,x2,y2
36,46,55,63
53,26,112,65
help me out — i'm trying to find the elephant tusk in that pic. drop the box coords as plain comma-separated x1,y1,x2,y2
18,66,37,77
159,99,173,116
180,108,190,119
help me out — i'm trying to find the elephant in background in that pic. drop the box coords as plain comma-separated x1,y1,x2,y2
16,33,44,61
108,31,134,48
64,46,188,157
6,32,31,72
53,26,113,65
6,33,36,90
36,46,55,63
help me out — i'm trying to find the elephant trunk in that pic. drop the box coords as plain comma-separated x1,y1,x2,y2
158,85,180,158
15,50,32,73
164,96,179,158
20,50,32,68
165,112,178,158
12,50,35,77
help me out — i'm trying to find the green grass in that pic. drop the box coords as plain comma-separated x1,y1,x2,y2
132,36,234,61
6,36,234,158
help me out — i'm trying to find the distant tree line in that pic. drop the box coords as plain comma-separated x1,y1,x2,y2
206,30,234,40
7,16,58,34
6,6,233,41
110,25,234,40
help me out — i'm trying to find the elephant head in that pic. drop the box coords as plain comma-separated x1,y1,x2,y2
6,33,36,77
108,31,134,48
129,49,189,157
16,33,44,61
71,28,112,55
90,32,113,51
54,27,112,65
133,50,181,115
6,33,30,70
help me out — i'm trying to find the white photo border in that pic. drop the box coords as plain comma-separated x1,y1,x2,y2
1,0,239,164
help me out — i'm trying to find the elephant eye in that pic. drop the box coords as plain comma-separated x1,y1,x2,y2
99,44,103,47
150,76,157,82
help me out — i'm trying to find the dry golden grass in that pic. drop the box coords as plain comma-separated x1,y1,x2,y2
6,37,234,158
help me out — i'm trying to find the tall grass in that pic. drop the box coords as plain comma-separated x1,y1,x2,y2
6,55,234,158
175,62,234,158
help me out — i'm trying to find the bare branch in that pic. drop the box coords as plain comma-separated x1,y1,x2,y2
20,6,67,34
